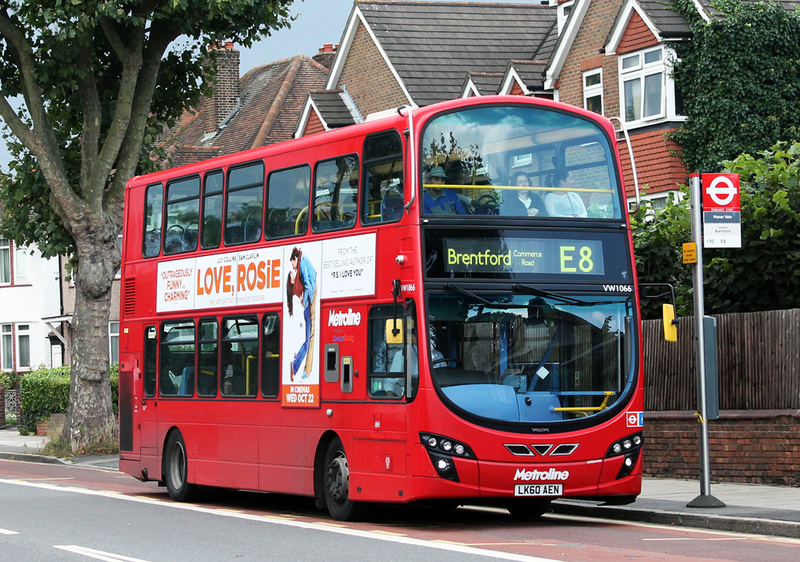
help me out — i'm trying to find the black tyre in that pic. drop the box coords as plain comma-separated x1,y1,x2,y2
323,437,367,521
164,431,202,502
504,498,551,520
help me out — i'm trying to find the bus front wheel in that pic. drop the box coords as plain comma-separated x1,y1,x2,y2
323,437,367,521
164,431,202,502
504,498,551,520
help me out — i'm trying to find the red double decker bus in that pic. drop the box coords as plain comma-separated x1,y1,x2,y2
118,95,645,520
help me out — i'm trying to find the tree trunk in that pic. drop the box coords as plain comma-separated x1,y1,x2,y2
61,235,119,450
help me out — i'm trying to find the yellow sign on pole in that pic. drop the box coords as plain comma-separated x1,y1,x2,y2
683,242,697,264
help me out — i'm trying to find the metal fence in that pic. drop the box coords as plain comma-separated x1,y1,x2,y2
643,308,800,411
4,388,17,422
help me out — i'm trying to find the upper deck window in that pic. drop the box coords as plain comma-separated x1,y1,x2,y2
312,155,359,233
362,131,404,225
266,165,310,239
225,162,264,245
143,183,163,258
201,171,223,249
164,176,200,255
420,105,623,220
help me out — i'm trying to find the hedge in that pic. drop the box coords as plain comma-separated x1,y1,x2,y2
20,365,119,435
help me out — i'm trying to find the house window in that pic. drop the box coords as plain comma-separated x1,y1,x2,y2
620,47,664,124
0,239,10,284
15,245,29,284
583,69,603,115
109,322,119,365
16,324,30,371
557,0,574,35
1,324,12,370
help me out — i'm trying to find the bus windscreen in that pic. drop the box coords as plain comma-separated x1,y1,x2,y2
420,104,623,219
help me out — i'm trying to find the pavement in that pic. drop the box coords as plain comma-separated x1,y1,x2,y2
1,426,799,538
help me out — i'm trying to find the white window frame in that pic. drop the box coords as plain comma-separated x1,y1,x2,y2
0,239,10,285
1,324,13,371
16,323,30,371
109,321,120,365
14,245,30,284
619,46,667,126
115,231,123,279
583,68,603,115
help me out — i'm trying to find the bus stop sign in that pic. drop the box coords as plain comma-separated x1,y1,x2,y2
702,173,740,211
702,173,741,248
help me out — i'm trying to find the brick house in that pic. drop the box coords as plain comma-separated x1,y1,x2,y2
296,1,558,136
298,0,797,208
162,42,333,165
296,0,686,205
545,0,688,206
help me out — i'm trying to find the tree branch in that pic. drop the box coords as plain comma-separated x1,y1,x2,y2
0,8,84,221
76,53,102,194
106,20,181,220
87,18,146,211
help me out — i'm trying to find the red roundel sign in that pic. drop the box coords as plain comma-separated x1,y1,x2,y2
702,173,740,211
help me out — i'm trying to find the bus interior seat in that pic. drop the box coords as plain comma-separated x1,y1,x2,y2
182,228,198,251
178,367,194,396
144,230,161,256
243,220,261,242
164,231,183,254
225,225,243,244
198,369,217,396
381,192,404,221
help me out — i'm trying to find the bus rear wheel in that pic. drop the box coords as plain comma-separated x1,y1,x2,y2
323,437,367,521
164,431,202,502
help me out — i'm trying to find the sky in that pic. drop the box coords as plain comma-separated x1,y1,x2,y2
0,0,537,171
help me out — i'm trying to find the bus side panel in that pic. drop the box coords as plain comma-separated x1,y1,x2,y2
255,425,315,495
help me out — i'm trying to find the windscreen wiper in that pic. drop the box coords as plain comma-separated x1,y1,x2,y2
442,283,495,306
512,283,584,305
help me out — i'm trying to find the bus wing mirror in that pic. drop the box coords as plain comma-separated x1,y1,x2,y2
385,319,404,345
662,304,678,342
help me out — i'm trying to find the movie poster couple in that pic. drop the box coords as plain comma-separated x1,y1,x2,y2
282,244,320,406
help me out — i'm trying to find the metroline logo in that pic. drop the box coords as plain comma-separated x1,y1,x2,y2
513,468,570,481
327,308,362,327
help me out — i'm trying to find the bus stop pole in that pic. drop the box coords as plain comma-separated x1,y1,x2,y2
687,174,725,508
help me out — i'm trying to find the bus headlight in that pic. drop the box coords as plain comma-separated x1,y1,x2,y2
605,432,643,480
420,432,475,482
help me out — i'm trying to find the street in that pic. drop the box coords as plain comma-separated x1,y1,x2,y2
1,459,800,561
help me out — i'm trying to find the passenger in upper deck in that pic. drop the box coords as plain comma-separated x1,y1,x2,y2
423,166,467,215
545,169,588,218
502,172,547,217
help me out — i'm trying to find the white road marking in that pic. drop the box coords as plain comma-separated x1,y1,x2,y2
0,527,20,535
1,478,555,562
53,545,149,562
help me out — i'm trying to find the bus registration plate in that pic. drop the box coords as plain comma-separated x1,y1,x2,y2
514,484,562,496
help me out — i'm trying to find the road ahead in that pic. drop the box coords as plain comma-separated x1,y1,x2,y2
2,459,799,561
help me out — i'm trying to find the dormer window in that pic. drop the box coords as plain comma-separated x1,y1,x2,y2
557,0,575,35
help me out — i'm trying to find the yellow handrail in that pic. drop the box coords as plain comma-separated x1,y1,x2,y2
295,206,308,234
246,355,257,395
553,391,614,414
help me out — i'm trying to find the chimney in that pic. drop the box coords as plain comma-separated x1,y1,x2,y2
313,43,338,70
206,41,240,135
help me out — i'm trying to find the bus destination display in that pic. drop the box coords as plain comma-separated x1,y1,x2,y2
443,237,605,275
